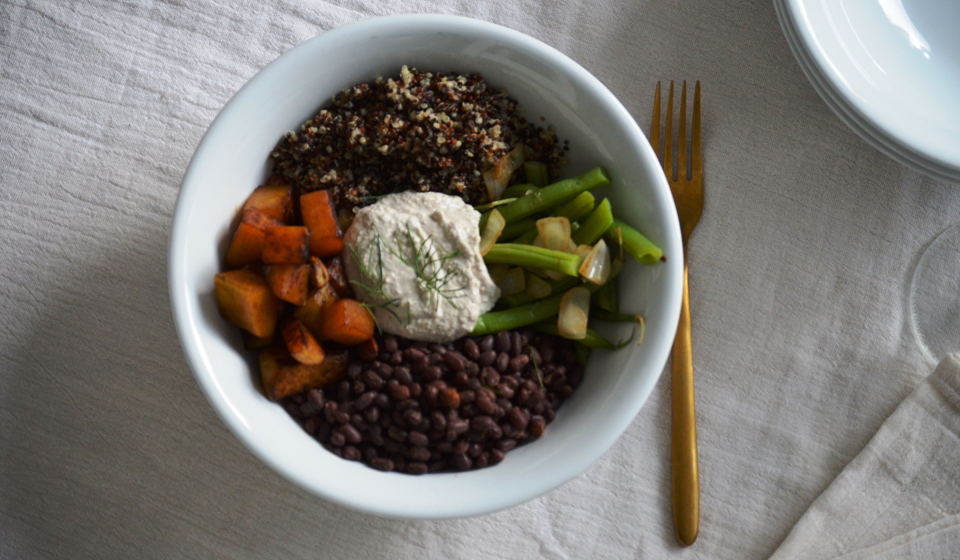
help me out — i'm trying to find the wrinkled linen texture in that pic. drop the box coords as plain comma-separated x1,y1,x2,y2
1,0,958,559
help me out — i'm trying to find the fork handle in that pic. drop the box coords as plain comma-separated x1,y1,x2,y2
671,256,699,546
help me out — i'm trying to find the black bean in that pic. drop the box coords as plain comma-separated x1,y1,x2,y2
343,446,361,461
440,388,461,409
462,338,480,360
507,407,529,430
495,352,510,373
407,446,430,462
453,453,472,471
348,362,364,379
495,332,512,353
307,388,325,409
383,335,399,353
529,415,546,437
479,335,495,352
406,462,429,475
478,350,497,367
355,391,376,410
443,351,465,372
474,453,489,469
364,406,380,423
403,409,423,427
431,411,447,431
475,395,497,416
497,438,518,452
423,365,443,382
408,431,429,447
511,331,524,356
480,367,500,387
329,432,346,447
370,457,394,471
464,361,479,377
509,354,530,372
471,415,497,433
490,449,505,464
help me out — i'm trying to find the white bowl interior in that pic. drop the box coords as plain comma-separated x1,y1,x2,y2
788,0,960,177
169,14,682,519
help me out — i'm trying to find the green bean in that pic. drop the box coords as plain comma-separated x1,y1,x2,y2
502,183,538,199
514,228,539,245
571,198,613,245
523,161,549,187
603,219,663,264
483,244,580,276
532,322,618,350
575,343,593,366
498,167,610,224
499,275,580,307
471,293,564,335
499,218,538,241
552,191,595,222
596,273,618,312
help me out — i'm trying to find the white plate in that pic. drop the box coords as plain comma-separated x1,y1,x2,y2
779,0,960,182
774,0,958,182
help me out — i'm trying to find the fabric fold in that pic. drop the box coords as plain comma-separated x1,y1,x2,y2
771,354,960,559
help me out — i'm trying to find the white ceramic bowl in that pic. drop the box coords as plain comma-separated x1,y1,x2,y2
169,14,683,519
778,0,960,182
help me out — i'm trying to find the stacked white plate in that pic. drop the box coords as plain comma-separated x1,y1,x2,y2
775,0,960,183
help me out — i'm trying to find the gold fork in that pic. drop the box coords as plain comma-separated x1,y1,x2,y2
651,80,702,547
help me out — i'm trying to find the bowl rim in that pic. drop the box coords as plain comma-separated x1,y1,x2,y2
169,13,683,518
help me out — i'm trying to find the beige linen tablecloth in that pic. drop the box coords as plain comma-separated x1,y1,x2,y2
2,1,957,558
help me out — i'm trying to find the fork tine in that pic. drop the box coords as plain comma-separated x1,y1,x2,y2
664,81,674,180
692,81,702,178
679,81,687,181
650,82,661,156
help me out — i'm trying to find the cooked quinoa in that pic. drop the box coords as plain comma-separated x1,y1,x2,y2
270,66,567,209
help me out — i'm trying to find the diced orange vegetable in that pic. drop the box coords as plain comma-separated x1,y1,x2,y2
309,257,329,289
259,346,349,400
214,269,279,339
320,299,375,346
264,263,309,305
262,226,310,264
311,236,345,258
301,190,344,258
224,209,284,269
281,319,326,365
243,184,293,223
293,284,341,338
325,256,352,297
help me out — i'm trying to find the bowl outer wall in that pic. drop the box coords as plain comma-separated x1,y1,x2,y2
168,14,683,519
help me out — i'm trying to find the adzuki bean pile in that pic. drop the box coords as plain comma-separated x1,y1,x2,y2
280,329,583,474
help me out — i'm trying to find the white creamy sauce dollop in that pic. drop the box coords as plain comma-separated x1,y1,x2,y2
342,191,500,342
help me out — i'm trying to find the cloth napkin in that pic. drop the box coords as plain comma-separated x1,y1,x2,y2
771,354,960,559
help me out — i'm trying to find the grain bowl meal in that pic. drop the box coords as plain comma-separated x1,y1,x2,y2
213,67,664,475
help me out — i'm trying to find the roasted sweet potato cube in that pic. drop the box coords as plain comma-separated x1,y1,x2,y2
264,263,309,305
309,257,329,289
281,319,326,365
224,209,285,269
292,284,340,339
325,256,352,297
260,346,349,400
300,190,343,258
320,298,375,346
214,269,279,338
242,184,293,223
262,226,310,264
